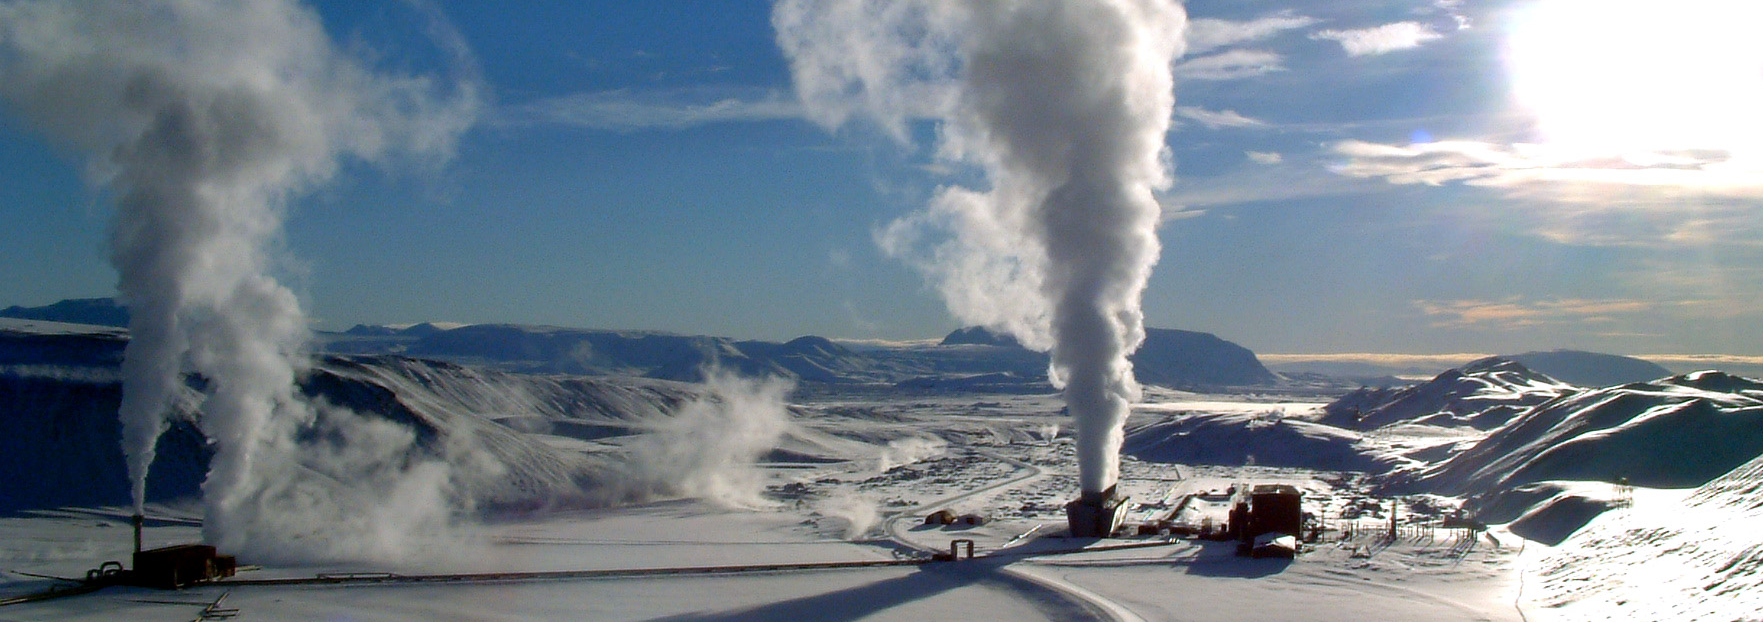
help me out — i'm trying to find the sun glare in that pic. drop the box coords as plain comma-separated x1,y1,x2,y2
1506,0,1763,157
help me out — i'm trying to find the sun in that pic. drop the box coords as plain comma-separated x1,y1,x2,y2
1505,0,1763,157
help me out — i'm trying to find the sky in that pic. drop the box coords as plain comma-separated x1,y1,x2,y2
2,0,1761,357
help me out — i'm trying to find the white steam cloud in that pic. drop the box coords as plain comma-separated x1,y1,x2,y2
870,436,946,474
812,491,880,540
0,0,475,555
775,0,1185,495
606,372,794,510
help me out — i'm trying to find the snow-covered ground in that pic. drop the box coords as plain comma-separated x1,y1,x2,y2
5,321,1759,621
2,387,1532,621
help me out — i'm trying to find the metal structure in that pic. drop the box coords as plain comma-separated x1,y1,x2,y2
1232,484,1305,557
1065,484,1128,538
131,544,238,590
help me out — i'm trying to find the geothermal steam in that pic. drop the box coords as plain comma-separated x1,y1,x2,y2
0,0,474,555
775,0,1185,495
609,372,794,509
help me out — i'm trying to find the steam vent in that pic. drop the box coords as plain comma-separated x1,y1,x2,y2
1065,485,1127,538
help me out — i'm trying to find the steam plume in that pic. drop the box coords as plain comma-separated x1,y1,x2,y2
775,0,1185,494
0,0,474,537
605,371,794,510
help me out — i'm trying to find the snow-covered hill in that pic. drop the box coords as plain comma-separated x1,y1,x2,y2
1322,357,1576,430
935,325,1279,388
1524,452,1763,620
0,319,707,513
391,323,904,383
1506,350,1673,388
327,321,1284,390
0,298,129,328
1123,411,1391,472
1403,371,1763,500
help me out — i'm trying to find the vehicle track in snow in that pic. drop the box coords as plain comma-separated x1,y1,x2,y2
878,443,1147,622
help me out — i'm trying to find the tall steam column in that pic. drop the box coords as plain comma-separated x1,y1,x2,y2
775,1,1185,538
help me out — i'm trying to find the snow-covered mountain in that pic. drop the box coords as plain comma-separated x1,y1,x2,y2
3,298,1289,389
0,297,129,328
1401,371,1763,499
932,325,1279,389
1523,452,1763,620
326,321,1282,390
1321,357,1577,430
0,318,703,513
1123,411,1391,472
1506,349,1673,388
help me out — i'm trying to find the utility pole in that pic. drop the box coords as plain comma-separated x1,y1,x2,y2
1388,497,1398,540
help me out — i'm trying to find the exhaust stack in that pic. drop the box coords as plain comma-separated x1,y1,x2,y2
132,513,144,555
1065,484,1127,538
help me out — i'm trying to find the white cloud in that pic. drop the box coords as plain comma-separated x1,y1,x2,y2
1257,352,1488,368
1185,11,1318,54
1245,151,1283,164
1162,154,1373,209
1414,298,1654,329
1174,106,1267,129
1311,22,1444,56
1331,139,1763,198
1330,138,1763,246
499,87,802,131
1173,49,1284,81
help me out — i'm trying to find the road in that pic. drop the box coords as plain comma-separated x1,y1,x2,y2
878,443,1148,622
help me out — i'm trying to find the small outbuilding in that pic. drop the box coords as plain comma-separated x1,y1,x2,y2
1231,484,1305,556
131,544,236,590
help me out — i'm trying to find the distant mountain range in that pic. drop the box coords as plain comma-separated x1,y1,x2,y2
1270,349,1679,387
1,298,1282,390
1504,350,1672,388
1321,357,1578,430
0,298,1687,391
0,297,129,327
330,322,1280,390
1310,355,1763,537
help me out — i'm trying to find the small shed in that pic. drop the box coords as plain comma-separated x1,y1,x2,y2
1247,484,1303,539
1230,484,1305,543
132,544,236,590
924,509,957,525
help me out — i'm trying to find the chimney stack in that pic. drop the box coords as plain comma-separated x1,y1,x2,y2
132,513,144,555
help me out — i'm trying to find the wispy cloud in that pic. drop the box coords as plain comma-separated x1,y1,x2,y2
1639,353,1763,368
1617,261,1763,319
1164,151,1376,209
1173,49,1285,81
1331,139,1763,202
1185,11,1319,55
1174,106,1267,129
1258,352,1488,368
1311,22,1445,56
499,87,802,131
1415,298,1653,329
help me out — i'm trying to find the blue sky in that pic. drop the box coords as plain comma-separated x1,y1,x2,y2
2,0,1761,357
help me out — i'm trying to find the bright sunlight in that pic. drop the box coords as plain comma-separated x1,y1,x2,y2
1506,0,1763,158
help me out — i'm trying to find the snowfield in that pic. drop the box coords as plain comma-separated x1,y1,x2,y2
3,319,1761,620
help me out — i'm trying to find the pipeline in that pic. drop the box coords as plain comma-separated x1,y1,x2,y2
3,535,1182,606
0,582,107,607
210,538,1177,588
214,557,932,587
